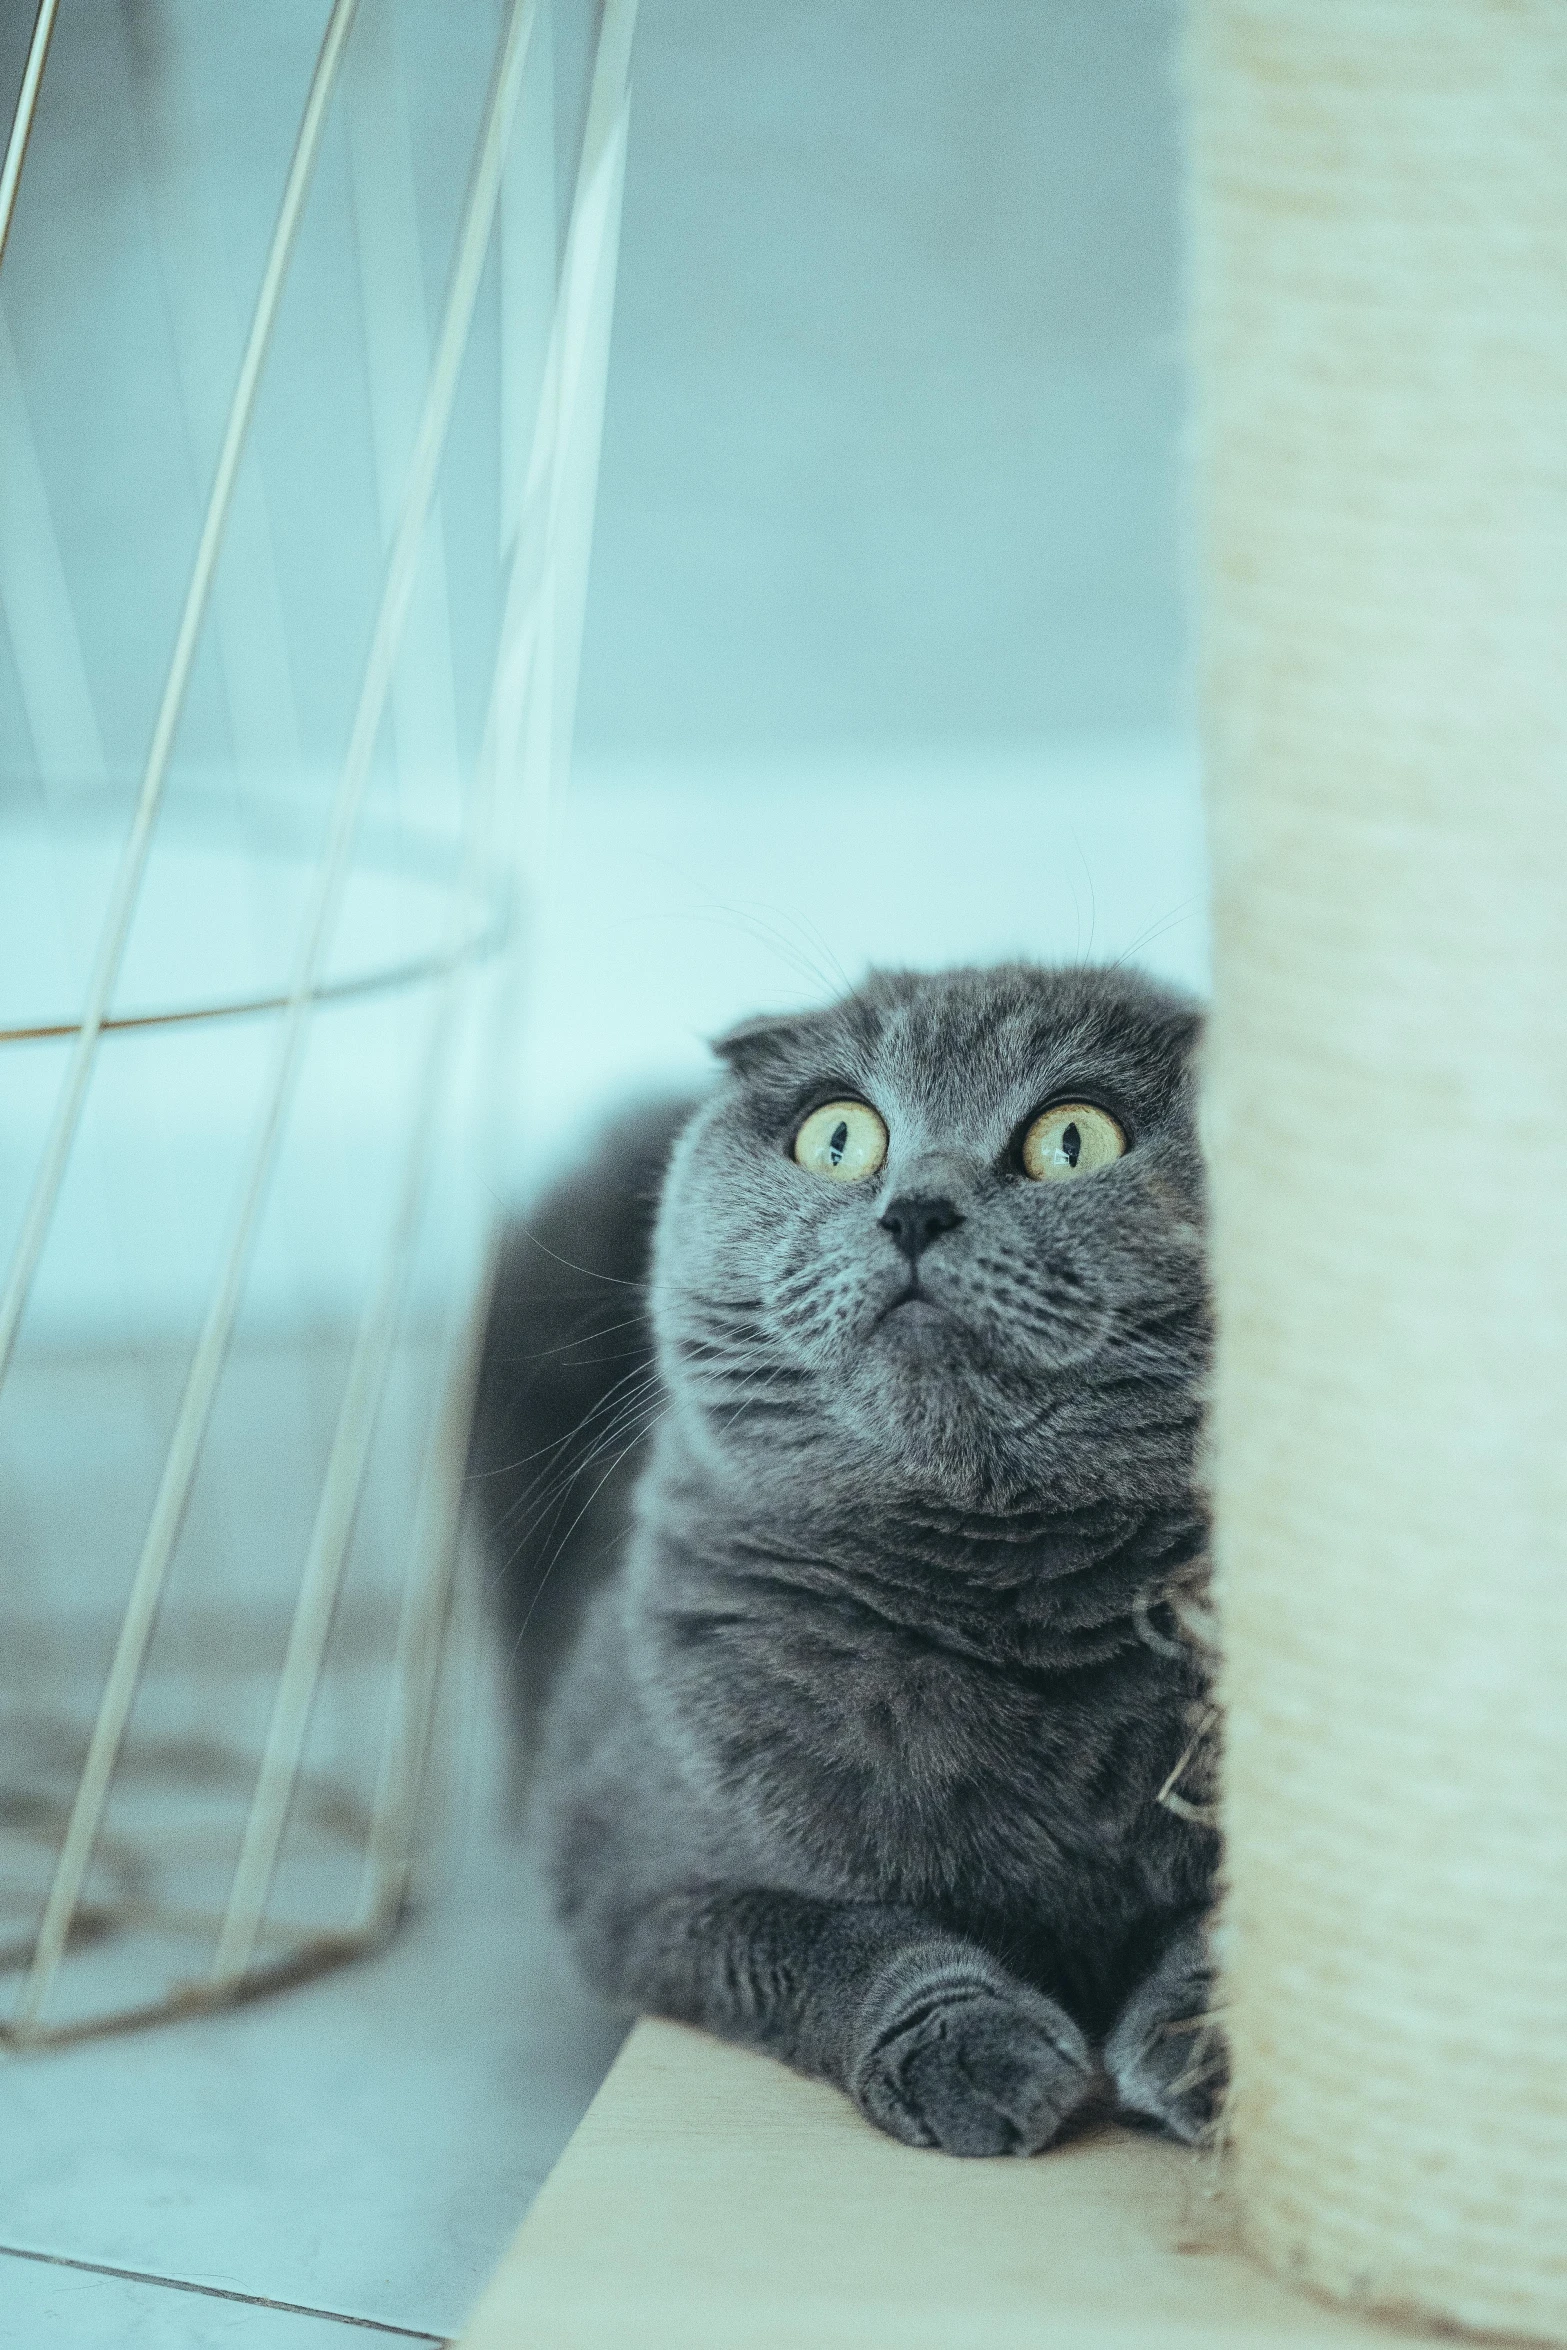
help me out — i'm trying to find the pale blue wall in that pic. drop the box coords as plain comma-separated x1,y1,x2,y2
575,0,1187,762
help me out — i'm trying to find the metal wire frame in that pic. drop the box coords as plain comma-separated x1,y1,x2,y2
133,10,305,782
1,1729,386,2047
0,0,60,278
0,0,362,1401
0,302,107,787
342,10,641,1956
0,883,506,1046
345,0,461,821
1,0,638,2043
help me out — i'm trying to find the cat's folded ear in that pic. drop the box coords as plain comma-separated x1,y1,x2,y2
710,1011,810,1077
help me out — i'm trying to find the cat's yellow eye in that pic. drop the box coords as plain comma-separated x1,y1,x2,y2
1021,1102,1125,1183
793,1099,888,1183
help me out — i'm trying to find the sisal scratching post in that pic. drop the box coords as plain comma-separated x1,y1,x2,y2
1190,2,1567,2337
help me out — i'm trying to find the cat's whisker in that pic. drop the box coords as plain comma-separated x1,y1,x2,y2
1069,828,1100,964
747,899,856,1001
509,1223,651,1290
480,1383,668,1554
511,1312,652,1363
677,899,843,1002
475,1353,661,1491
506,1378,665,1514
506,1404,674,1662
1108,896,1204,973
491,1390,669,1583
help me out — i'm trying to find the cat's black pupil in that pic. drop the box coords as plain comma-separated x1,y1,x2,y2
829,1119,849,1165
1061,1122,1081,1167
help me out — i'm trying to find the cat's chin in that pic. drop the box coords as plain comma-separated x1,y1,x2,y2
861,1302,1005,1461
871,1294,957,1358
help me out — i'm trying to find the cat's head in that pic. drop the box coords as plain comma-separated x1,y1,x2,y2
651,964,1208,1510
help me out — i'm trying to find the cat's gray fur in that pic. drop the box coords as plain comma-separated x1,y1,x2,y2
470,963,1220,2154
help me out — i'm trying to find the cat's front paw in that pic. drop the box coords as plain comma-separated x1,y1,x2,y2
850,1954,1095,2157
1104,1917,1226,2145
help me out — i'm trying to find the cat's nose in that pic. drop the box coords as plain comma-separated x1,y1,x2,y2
879,1192,964,1265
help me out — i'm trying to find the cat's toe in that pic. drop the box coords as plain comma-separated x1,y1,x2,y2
1104,1921,1227,2145
851,1966,1096,2157
1106,2011,1226,2143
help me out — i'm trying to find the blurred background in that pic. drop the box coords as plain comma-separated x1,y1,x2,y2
0,0,1202,1322
589,1,1188,761
0,1,1200,2340
531,0,1202,1170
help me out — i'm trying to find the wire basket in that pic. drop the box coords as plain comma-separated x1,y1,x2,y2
0,0,634,2047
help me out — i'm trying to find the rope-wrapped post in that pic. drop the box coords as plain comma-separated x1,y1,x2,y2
1189,3,1567,2337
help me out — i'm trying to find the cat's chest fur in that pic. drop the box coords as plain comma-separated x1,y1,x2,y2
636,1497,1213,1981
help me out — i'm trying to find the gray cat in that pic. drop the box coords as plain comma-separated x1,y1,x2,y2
470,963,1220,2155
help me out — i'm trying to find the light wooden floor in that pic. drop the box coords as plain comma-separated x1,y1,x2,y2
460,2019,1461,2350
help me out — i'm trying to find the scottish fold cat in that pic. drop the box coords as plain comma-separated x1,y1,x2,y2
470,963,1220,2153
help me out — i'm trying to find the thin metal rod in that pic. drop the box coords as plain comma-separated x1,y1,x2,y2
345,601,547,1942
0,888,503,1048
212,960,473,1979
357,0,640,1930
355,1278,489,1929
208,782,506,1977
129,8,302,779
347,612,548,1940
491,0,637,866
519,0,636,829
207,0,544,1986
0,0,362,1403
345,0,460,818
0,309,108,787
499,0,555,554
0,0,59,277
